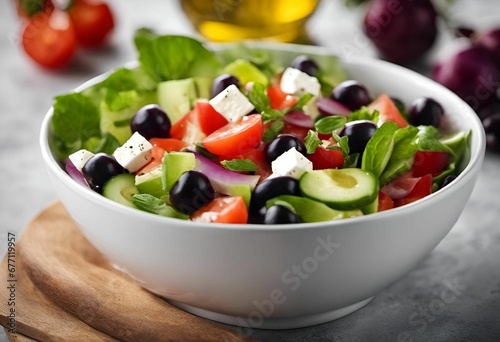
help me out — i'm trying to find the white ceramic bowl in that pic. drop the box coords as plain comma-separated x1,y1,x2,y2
40,43,485,331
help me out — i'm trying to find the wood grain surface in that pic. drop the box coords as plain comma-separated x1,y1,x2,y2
0,202,254,342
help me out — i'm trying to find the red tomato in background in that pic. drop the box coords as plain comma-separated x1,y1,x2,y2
307,146,344,170
267,84,297,110
68,0,114,47
412,150,449,177
202,114,264,157
196,100,228,135
394,174,433,207
191,196,248,224
22,10,76,69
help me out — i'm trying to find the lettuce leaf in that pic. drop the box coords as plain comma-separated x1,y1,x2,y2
134,29,220,83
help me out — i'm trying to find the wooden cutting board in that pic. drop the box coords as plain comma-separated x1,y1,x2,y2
0,201,255,342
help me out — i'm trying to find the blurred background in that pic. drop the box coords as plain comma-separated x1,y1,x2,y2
1,0,500,341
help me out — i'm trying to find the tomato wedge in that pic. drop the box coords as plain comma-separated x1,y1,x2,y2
307,146,344,170
268,84,297,110
368,93,408,128
22,10,76,69
196,100,228,135
202,114,264,157
68,0,114,47
412,150,449,177
191,196,248,224
170,108,206,143
378,191,394,211
394,174,433,207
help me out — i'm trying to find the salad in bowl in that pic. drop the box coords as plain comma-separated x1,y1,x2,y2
40,30,484,329
50,30,471,225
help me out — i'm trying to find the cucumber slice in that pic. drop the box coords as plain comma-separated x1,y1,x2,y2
300,168,379,211
266,195,363,223
162,152,196,193
102,174,139,208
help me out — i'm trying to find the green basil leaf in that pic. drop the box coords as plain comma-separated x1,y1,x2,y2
379,125,419,185
361,121,399,178
262,119,285,142
314,116,347,134
304,130,322,154
221,159,258,172
349,107,379,123
132,194,188,219
332,131,350,156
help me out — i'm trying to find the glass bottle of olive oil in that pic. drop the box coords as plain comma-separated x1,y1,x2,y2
179,0,321,43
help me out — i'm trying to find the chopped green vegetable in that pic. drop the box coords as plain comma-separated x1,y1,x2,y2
221,159,258,172
304,130,322,154
361,121,399,179
132,193,188,219
262,118,284,142
315,115,347,134
349,107,380,123
134,29,220,83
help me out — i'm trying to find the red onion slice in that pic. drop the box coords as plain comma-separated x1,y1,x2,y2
381,173,421,199
65,158,90,188
317,98,352,117
283,110,314,129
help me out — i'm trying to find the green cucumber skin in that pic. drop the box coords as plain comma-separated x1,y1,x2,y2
299,168,379,211
102,174,139,208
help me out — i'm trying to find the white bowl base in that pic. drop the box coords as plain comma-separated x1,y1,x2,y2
168,296,374,330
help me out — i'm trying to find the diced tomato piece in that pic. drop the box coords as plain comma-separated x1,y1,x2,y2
202,114,264,157
368,93,408,128
281,122,309,141
412,150,449,177
191,196,248,224
378,191,394,211
394,174,433,207
307,146,344,170
150,138,189,160
170,108,206,143
196,100,228,135
267,84,297,110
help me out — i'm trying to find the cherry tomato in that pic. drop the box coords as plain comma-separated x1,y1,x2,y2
191,196,248,224
307,146,344,170
202,114,264,156
378,191,394,211
22,10,77,69
68,0,114,47
196,100,228,135
368,93,408,128
16,0,53,18
394,174,433,207
267,84,297,110
412,150,449,177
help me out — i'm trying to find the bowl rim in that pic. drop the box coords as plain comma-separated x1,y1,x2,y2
39,42,486,232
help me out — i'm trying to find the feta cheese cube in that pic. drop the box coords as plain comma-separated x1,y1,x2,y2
113,132,153,173
209,84,255,122
271,147,313,179
302,96,320,119
280,67,321,97
68,149,94,172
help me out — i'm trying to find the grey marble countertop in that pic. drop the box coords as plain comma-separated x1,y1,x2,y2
1,0,499,341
